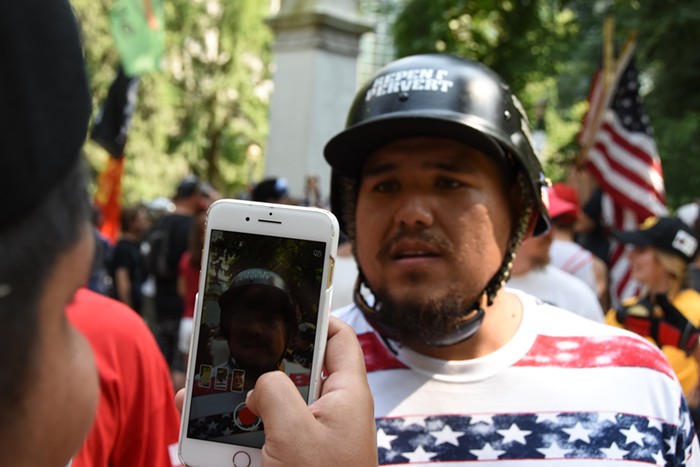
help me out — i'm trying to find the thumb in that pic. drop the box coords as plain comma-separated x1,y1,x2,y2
245,371,313,431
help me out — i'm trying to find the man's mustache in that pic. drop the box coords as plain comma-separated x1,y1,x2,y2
377,229,452,260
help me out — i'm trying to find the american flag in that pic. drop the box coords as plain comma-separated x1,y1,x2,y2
578,43,667,306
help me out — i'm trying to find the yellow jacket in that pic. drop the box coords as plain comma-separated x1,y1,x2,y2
606,289,700,398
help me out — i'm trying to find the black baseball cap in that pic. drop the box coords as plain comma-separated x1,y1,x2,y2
251,178,290,202
613,216,699,263
174,175,201,200
1,0,91,230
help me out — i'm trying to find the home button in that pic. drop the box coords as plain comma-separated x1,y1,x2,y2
232,451,251,467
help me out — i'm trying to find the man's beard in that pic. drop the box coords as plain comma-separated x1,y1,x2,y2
372,286,480,346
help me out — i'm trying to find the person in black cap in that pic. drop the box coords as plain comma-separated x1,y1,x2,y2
1,1,376,466
0,0,101,463
251,177,294,204
606,215,700,424
145,174,202,387
1,1,186,465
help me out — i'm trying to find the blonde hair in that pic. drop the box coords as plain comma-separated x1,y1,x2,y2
654,249,688,297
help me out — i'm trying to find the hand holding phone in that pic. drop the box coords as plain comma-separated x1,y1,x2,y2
179,200,339,466
245,316,378,467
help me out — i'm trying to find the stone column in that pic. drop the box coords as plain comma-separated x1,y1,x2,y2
264,0,372,204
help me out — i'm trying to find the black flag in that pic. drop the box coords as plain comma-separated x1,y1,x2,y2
91,67,140,157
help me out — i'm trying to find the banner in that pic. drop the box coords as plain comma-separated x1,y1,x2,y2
109,0,164,76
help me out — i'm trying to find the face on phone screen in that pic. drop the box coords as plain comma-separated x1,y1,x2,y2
186,229,326,448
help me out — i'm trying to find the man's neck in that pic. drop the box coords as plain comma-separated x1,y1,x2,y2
404,290,523,361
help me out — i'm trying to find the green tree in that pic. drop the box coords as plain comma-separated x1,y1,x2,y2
392,0,580,175
72,0,273,204
393,0,700,206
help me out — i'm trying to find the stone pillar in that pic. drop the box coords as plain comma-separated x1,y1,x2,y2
264,0,372,204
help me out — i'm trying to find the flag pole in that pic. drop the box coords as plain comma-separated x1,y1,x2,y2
574,16,615,167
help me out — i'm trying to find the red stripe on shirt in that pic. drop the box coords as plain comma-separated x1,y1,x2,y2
515,334,674,379
358,333,408,373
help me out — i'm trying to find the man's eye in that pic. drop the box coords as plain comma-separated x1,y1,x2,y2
436,178,463,189
372,180,399,193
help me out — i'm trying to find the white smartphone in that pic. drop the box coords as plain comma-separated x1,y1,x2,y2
178,199,339,467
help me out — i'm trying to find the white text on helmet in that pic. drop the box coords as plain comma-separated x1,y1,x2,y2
365,68,454,102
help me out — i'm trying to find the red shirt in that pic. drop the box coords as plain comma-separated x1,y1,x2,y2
178,251,200,319
68,289,182,467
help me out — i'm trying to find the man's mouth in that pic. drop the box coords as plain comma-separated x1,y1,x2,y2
392,249,439,260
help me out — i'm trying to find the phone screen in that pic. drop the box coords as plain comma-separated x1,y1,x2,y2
186,228,326,448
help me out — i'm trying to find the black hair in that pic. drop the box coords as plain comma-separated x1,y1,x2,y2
120,204,145,233
0,158,91,431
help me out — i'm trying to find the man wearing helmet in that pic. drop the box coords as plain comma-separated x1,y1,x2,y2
188,268,307,445
217,268,303,389
325,54,699,464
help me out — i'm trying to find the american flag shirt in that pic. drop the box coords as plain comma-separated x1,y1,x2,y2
334,289,699,465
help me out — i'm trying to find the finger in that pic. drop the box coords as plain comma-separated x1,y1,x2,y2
175,388,185,413
320,317,368,392
245,371,312,429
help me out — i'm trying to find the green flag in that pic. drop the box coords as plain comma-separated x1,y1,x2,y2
109,0,164,76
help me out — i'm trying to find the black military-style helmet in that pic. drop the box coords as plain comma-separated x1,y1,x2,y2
323,54,551,347
325,53,550,236
219,268,301,341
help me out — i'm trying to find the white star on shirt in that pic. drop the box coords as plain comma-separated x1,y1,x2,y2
600,441,629,460
222,427,233,436
401,445,437,463
620,424,646,446
535,413,562,424
207,421,218,431
563,422,591,443
537,441,571,459
404,416,428,429
597,412,619,425
497,423,532,445
651,449,665,464
469,414,493,425
647,418,664,433
665,435,676,455
376,429,397,450
470,442,506,460
430,424,463,446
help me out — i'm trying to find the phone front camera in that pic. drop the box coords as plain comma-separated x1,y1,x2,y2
245,217,250,222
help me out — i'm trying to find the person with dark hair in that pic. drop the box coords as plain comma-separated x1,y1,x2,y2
216,268,302,389
188,268,306,445
325,53,699,464
0,1,100,463
606,216,700,427
110,204,149,314
2,1,377,466
177,211,207,372
88,204,115,296
147,175,202,386
251,177,294,204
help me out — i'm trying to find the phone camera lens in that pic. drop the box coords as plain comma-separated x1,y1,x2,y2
245,217,250,222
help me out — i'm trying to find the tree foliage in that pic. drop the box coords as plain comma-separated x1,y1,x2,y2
392,0,700,206
72,0,273,204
